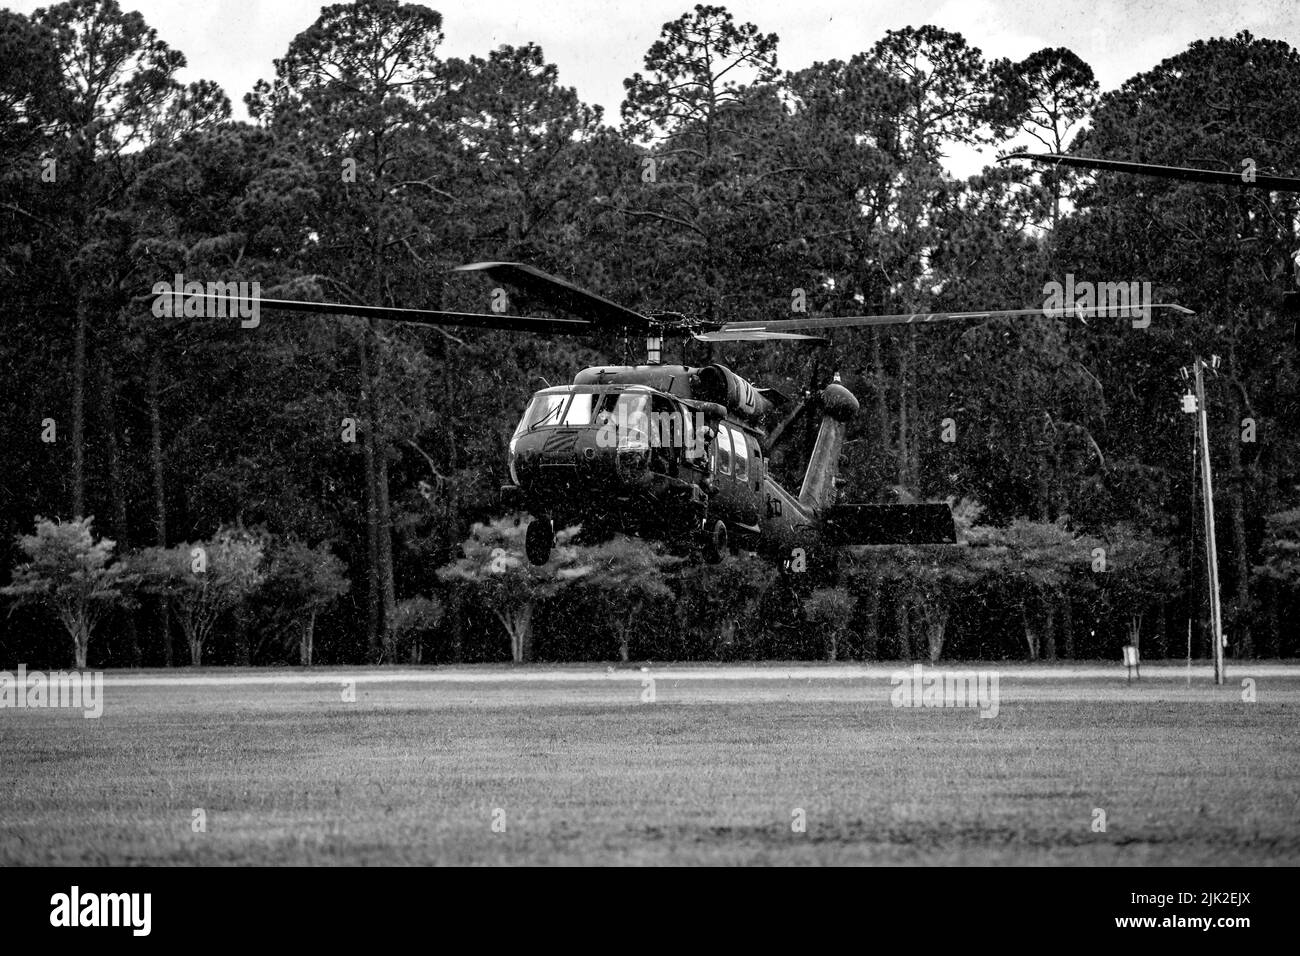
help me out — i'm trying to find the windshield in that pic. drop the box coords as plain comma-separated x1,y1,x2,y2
599,393,649,449
519,392,568,432
515,390,655,446
563,392,594,426
515,390,609,435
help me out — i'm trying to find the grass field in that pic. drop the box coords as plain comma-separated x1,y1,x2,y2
2,663,1299,865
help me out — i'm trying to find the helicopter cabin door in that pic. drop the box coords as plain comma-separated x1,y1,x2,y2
712,423,762,531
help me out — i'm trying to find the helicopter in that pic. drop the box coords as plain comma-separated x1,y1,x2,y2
184,258,1193,568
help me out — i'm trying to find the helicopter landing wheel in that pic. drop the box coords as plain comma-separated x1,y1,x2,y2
704,519,728,564
525,517,554,566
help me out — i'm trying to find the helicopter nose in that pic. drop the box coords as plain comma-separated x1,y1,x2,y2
614,446,650,481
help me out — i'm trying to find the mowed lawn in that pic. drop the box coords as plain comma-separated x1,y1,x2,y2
2,666,1299,865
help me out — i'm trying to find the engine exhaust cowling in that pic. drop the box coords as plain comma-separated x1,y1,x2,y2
694,364,778,425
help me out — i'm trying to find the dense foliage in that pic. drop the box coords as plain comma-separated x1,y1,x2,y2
2,1,1298,666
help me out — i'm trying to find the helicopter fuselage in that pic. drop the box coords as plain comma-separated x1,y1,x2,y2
502,364,827,562
503,363,956,566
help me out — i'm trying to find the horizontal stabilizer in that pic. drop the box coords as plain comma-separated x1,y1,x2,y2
819,503,956,546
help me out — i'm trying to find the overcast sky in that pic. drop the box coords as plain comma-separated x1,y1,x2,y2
7,0,1298,175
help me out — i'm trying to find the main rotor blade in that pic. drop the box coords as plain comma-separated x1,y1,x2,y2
177,294,591,335
455,261,654,330
721,303,1196,334
1001,152,1300,193
692,329,825,342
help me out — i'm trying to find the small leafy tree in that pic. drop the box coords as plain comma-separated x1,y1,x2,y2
392,595,444,665
849,500,983,661
1092,523,1180,654
674,553,777,659
803,587,855,661
1256,510,1300,583
437,517,589,662
887,546,981,662
257,538,350,666
967,518,1100,660
1,517,131,668
577,535,681,662
134,525,266,665
1254,510,1300,656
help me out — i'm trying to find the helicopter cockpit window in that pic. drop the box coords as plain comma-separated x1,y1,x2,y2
716,422,732,475
561,392,594,426
681,406,698,459
604,393,650,449
733,427,749,482
520,392,568,431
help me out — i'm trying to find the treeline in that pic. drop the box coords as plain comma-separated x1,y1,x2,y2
2,1,1300,666
14,510,1299,668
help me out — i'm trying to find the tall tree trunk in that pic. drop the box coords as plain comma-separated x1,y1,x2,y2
98,354,139,665
1042,605,1057,661
1061,596,1075,659
1022,601,1040,660
301,611,316,667
1265,583,1280,657
376,451,398,662
862,575,880,659
71,297,88,517
907,329,920,489
897,335,911,488
872,330,890,473
1035,420,1052,522
897,596,912,659
500,604,534,663
450,587,464,664
365,138,399,664
357,325,382,660
1223,388,1253,657
148,352,172,667
926,611,948,663
520,608,533,662
236,609,251,666
1156,598,1169,659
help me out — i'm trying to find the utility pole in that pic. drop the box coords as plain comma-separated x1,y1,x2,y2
1183,356,1225,685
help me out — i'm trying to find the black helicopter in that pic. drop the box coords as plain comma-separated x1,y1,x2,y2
185,258,1192,567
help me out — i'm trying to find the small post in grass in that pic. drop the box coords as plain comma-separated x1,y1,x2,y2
1122,644,1140,684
